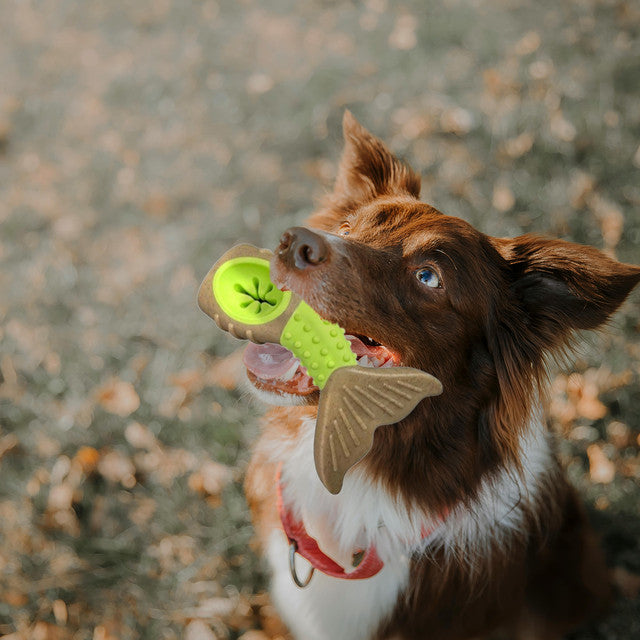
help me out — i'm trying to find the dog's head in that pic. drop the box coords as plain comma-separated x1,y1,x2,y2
247,112,640,505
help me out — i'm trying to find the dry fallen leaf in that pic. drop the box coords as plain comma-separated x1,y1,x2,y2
492,182,515,212
606,421,630,448
92,626,119,640
133,445,198,486
97,450,136,488
258,603,289,639
188,460,233,498
189,596,237,620
52,599,68,625
549,371,610,427
150,535,197,571
587,192,624,253
514,30,541,56
246,73,274,95
568,425,599,442
129,497,157,526
142,193,170,218
124,421,158,450
31,621,71,640
388,14,417,51
550,110,576,142
440,107,474,135
576,395,608,421
35,433,62,458
1,590,29,607
566,373,608,421
184,621,218,640
587,444,616,484
96,378,140,417
159,369,207,418
569,171,595,209
206,349,246,391
0,433,19,460
238,631,270,640
170,369,206,395
501,132,534,159
620,454,640,479
47,483,75,512
73,446,100,474
611,566,640,599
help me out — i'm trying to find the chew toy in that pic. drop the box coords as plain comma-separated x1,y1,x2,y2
198,244,443,493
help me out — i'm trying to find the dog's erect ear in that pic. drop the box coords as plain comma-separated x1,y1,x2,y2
499,235,640,341
308,111,421,230
335,111,421,204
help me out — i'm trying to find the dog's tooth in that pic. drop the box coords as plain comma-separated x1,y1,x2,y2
278,360,301,382
360,355,377,368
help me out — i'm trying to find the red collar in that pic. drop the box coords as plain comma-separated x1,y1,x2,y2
276,465,443,584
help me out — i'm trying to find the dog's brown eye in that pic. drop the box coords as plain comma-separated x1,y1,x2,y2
339,222,351,236
416,268,440,288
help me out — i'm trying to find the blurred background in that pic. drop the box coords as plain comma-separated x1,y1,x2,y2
1,0,639,638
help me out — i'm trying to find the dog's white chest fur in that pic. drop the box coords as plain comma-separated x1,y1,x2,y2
265,415,552,640
267,417,414,640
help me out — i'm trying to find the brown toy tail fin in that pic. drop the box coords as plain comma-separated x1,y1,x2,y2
314,366,443,494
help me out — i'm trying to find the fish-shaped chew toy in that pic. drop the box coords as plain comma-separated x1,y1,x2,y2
198,244,443,494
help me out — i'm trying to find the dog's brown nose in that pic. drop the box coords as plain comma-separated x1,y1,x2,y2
277,227,329,270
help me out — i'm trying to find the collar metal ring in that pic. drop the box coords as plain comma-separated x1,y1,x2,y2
288,540,314,588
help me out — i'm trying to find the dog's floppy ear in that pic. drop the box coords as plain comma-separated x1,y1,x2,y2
484,235,640,464
308,111,421,229
499,235,640,341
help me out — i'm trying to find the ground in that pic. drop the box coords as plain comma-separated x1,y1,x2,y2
1,0,639,638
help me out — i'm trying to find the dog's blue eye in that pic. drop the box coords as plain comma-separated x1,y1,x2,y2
416,268,440,288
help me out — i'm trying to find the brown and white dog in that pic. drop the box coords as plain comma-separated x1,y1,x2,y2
243,112,640,640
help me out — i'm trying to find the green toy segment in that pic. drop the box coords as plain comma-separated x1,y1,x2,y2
279,301,357,390
212,255,292,325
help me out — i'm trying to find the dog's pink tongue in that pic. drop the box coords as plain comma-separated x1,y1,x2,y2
243,342,299,380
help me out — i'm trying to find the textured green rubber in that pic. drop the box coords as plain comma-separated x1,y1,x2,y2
212,255,292,325
279,301,357,390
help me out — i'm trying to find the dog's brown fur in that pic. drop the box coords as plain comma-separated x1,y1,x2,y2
244,112,639,639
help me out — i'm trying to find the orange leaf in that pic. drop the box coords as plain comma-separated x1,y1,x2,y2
587,444,615,484
74,446,100,474
206,349,246,391
612,566,640,599
188,461,232,497
184,620,218,640
96,378,140,417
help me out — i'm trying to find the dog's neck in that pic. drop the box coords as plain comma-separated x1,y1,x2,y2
350,378,541,512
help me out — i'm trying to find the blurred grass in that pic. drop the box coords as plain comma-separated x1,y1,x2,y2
1,0,639,638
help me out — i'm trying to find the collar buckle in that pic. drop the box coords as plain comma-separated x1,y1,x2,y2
289,540,315,588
